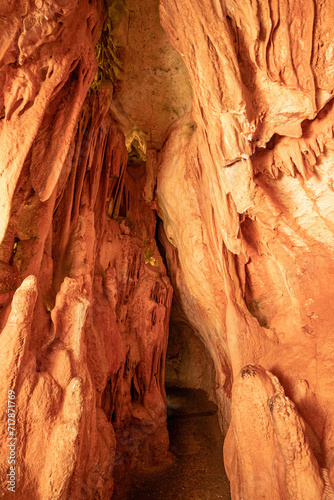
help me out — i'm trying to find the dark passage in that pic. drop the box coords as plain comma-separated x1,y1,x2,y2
113,388,231,499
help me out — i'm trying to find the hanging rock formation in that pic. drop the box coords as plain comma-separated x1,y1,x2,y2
0,1,172,498
157,0,334,498
1,0,334,498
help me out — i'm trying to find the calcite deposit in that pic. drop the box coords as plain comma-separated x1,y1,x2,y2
1,0,334,498
158,0,334,498
0,2,172,498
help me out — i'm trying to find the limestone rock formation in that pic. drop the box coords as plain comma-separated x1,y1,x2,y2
0,2,172,498
224,365,327,499
1,0,334,498
157,0,334,498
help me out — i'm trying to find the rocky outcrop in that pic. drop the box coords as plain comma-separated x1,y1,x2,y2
224,365,327,500
157,0,334,497
0,2,172,498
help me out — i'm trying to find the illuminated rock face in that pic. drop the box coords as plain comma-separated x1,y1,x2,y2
157,0,334,497
1,0,334,498
0,2,172,498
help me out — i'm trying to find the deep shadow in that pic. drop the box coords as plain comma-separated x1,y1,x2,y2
112,388,231,499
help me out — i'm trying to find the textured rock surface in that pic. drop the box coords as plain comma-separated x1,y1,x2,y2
0,2,172,498
110,0,192,151
165,298,217,402
2,0,334,498
156,0,334,498
224,365,326,499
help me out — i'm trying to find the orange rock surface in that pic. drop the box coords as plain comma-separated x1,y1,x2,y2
157,0,334,497
0,2,172,498
1,0,334,498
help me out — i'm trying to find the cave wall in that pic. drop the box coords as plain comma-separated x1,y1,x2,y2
0,2,172,499
157,0,334,498
1,0,334,499
165,297,217,401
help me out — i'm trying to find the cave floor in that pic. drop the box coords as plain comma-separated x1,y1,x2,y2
112,388,231,499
